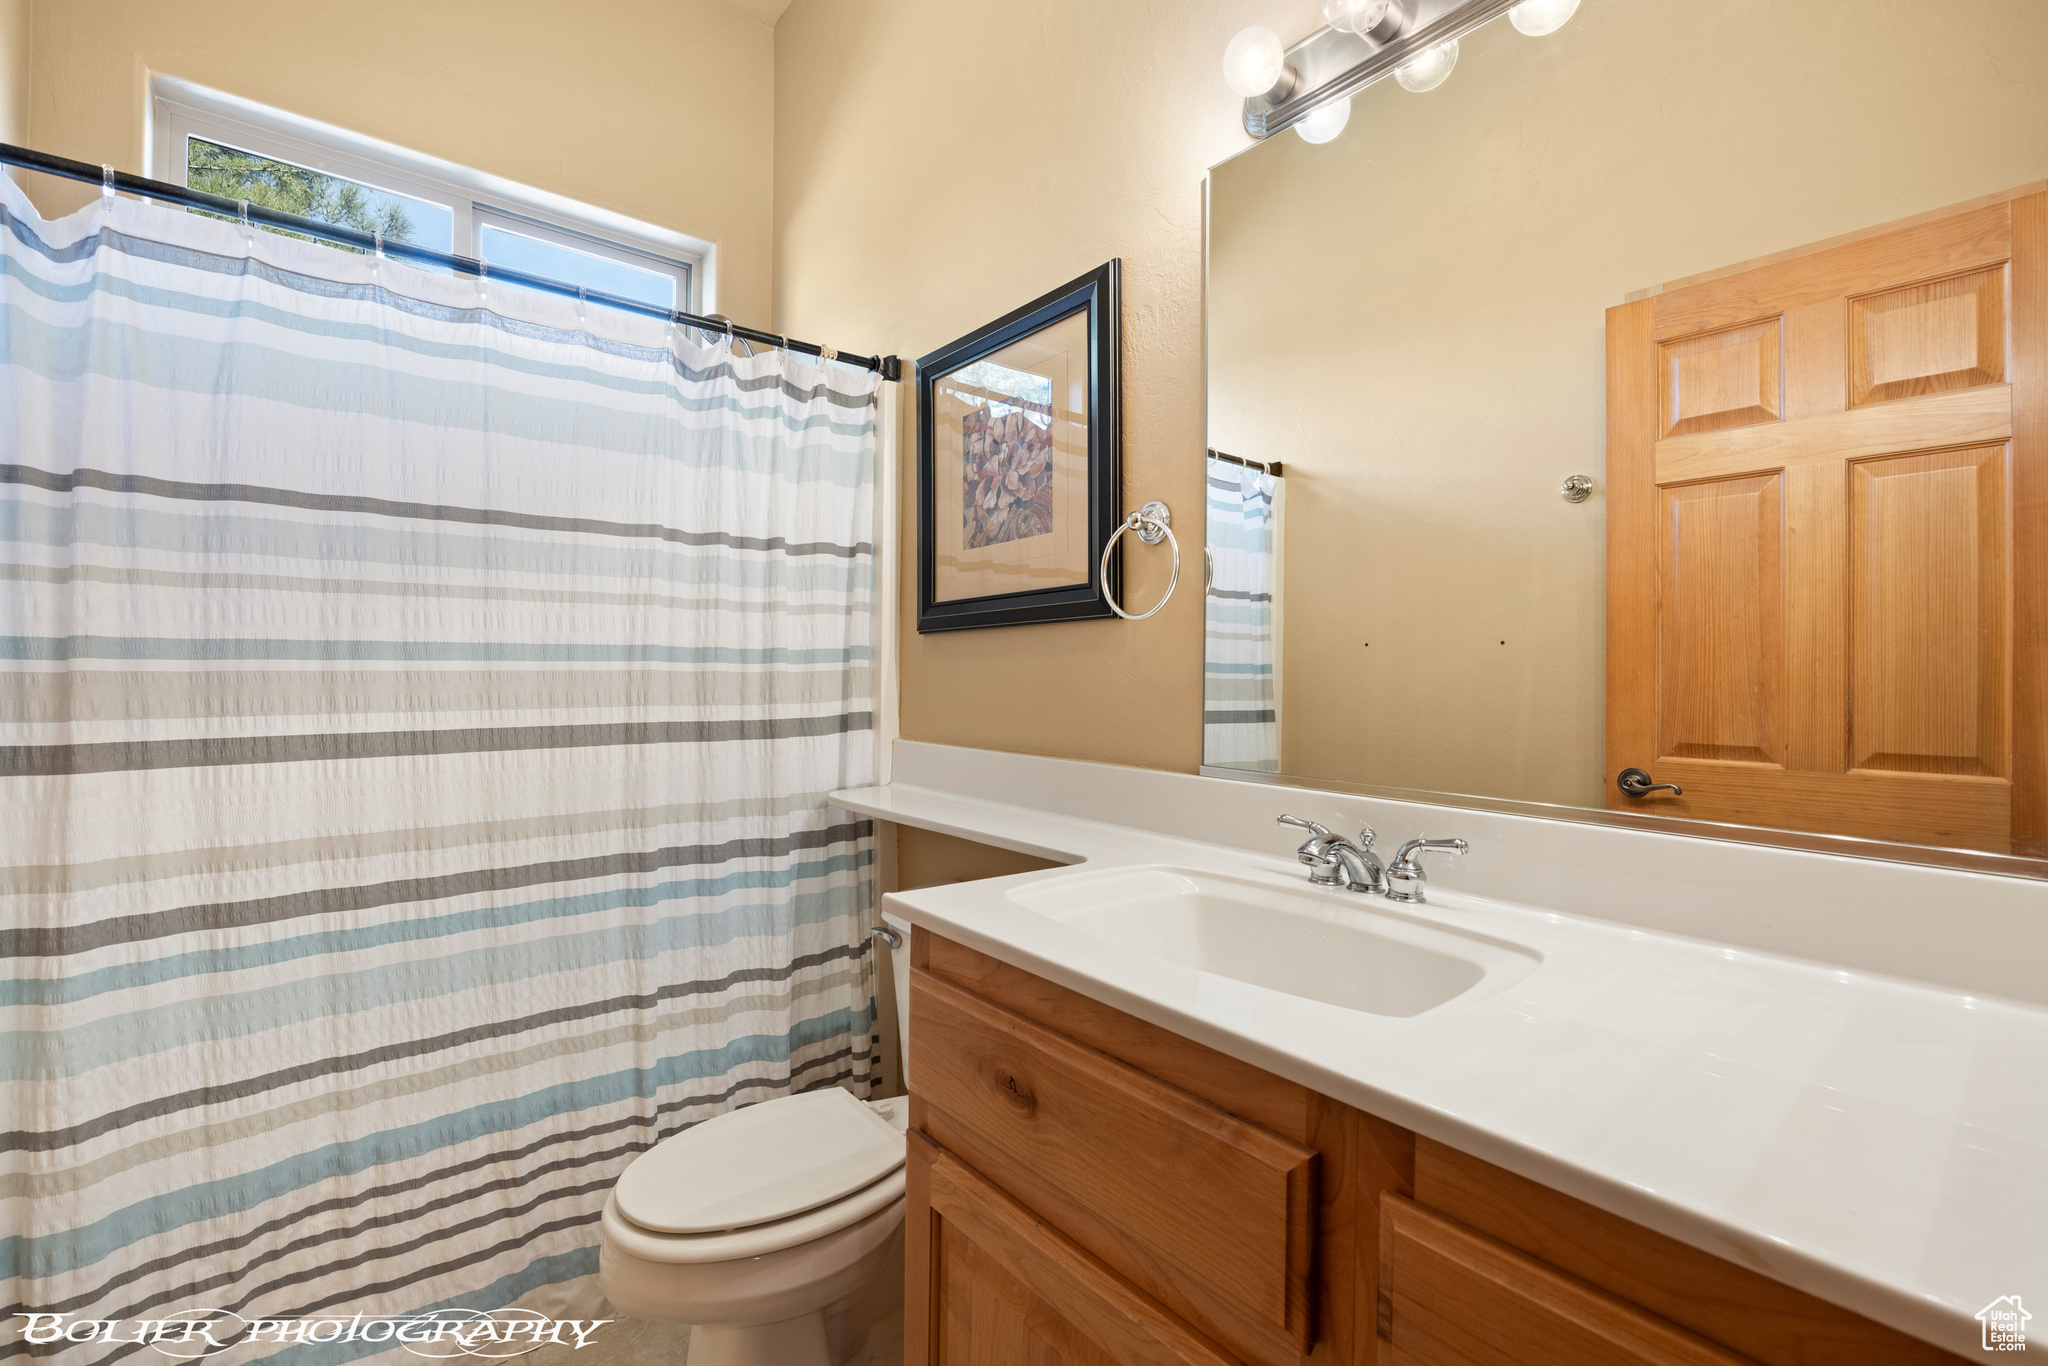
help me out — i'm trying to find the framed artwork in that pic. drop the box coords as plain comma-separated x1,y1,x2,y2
916,260,1122,632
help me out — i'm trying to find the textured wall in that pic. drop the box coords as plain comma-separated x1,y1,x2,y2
18,0,780,328
775,0,1319,773
0,0,27,153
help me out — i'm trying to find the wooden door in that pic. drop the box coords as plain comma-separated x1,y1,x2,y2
907,1131,1237,1366
1607,189,2048,853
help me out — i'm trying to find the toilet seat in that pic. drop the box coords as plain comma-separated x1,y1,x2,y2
604,1094,909,1264
618,1089,904,1234
601,1169,905,1264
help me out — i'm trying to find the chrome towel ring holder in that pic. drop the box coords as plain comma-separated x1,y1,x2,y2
1101,500,1178,621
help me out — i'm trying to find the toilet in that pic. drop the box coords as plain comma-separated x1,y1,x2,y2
598,913,915,1366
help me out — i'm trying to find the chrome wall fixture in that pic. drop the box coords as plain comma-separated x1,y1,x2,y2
1101,501,1179,622
1223,0,1583,144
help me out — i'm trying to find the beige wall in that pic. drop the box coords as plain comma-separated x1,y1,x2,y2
0,0,27,153
18,0,780,328
774,0,1318,773
1209,0,2048,807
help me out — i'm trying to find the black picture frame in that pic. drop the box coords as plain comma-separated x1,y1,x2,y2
915,260,1122,632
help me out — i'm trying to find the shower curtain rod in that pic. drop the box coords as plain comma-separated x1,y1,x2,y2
0,142,903,381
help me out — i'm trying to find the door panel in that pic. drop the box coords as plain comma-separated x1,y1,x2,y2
1609,190,2041,853
1659,476,1783,764
1850,267,2006,406
1662,319,1783,436
1849,445,2008,775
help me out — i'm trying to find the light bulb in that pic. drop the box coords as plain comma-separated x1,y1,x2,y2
1322,0,1387,33
1223,26,1288,98
1395,38,1458,92
1327,0,1405,40
1294,96,1351,144
1509,0,1580,36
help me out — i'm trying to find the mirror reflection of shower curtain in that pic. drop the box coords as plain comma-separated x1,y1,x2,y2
1203,456,1280,771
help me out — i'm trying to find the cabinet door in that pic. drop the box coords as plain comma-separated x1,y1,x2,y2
910,1132,1236,1366
1379,1196,1757,1366
1409,1139,1960,1365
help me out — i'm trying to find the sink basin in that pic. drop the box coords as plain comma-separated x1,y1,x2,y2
1008,865,1539,1018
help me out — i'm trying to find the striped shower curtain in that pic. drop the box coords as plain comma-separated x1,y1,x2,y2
1203,456,1280,772
0,176,879,1358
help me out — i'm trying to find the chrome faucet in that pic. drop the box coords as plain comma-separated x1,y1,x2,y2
1276,815,1387,895
1385,837,1468,903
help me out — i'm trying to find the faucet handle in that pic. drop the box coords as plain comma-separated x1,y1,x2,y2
1393,836,1466,864
1386,837,1468,904
1278,815,1341,880
1356,826,1376,850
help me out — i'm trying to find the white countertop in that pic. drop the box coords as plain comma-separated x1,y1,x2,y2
834,765,2048,1358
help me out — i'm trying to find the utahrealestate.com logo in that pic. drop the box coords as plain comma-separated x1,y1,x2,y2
14,1309,611,1357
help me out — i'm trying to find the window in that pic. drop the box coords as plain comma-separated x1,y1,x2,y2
185,137,455,254
151,76,706,312
476,214,678,311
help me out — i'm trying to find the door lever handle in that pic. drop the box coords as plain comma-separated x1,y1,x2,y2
1617,767,1683,798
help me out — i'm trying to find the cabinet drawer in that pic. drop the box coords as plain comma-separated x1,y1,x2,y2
1379,1196,1755,1366
910,967,1318,1363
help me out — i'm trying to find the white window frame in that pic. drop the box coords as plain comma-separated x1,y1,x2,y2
147,74,711,314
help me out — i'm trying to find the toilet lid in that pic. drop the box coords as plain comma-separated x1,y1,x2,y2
614,1089,905,1234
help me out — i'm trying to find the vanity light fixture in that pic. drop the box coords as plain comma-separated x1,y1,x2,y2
1508,0,1580,36
1235,0,1582,139
1394,38,1459,92
1223,26,1299,101
1295,96,1352,144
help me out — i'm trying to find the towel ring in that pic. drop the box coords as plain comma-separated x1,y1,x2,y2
1101,501,1178,621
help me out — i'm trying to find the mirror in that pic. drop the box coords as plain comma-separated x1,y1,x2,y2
1204,0,2048,869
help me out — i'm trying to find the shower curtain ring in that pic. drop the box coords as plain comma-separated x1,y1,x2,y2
238,199,252,250
101,164,115,200
577,284,587,326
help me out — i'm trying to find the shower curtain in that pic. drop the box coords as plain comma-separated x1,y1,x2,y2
0,175,879,1358
1203,456,1280,772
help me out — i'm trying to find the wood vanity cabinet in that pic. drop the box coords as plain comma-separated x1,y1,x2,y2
904,929,1966,1366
